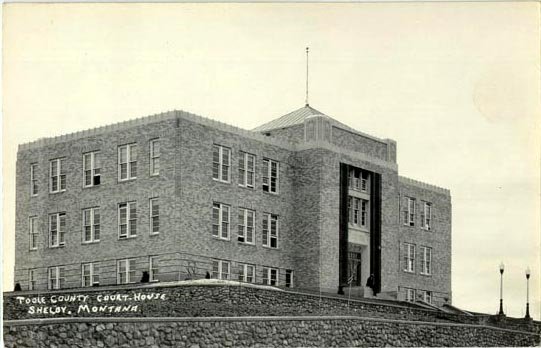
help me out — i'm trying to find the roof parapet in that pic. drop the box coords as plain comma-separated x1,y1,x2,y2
398,176,450,195
18,111,176,151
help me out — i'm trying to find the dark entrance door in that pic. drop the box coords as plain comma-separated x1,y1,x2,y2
348,251,362,286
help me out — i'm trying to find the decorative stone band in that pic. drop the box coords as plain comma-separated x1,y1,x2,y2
398,176,450,196
297,140,398,171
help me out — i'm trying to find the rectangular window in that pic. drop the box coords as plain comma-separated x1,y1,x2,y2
237,208,255,244
118,143,137,181
49,213,66,248
262,213,278,248
118,202,137,238
212,145,231,183
30,163,38,196
262,267,278,286
117,259,136,284
149,256,159,282
212,203,230,240
238,152,255,188
83,151,101,187
82,207,100,243
405,288,416,302
348,197,369,229
150,139,160,176
48,266,65,290
403,197,416,226
421,202,432,230
150,198,160,234
422,290,432,304
28,269,36,290
403,243,416,273
82,262,99,287
262,159,279,193
238,263,255,283
420,246,432,275
348,169,369,192
49,158,66,193
211,260,230,280
29,216,38,250
285,270,294,288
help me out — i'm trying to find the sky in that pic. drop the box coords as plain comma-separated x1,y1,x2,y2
2,3,540,319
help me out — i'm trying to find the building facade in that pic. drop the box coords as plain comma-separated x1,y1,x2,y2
14,105,452,305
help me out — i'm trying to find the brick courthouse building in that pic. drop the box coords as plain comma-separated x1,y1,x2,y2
14,105,452,305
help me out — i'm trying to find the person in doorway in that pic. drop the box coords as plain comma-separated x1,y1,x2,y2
366,274,376,297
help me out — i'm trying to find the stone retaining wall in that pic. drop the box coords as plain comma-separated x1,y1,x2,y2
4,316,539,348
4,282,539,335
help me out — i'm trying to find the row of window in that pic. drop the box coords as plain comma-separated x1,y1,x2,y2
212,145,280,194
212,203,279,248
29,139,161,196
28,198,160,249
31,258,293,290
404,287,433,304
210,260,293,287
37,257,158,290
402,197,432,230
403,243,432,275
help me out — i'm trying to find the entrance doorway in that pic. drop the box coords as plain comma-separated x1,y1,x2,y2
348,251,362,286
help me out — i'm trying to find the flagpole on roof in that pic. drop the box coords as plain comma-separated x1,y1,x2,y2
305,46,310,107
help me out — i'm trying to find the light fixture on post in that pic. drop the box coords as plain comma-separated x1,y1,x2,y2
498,262,505,316
525,267,531,319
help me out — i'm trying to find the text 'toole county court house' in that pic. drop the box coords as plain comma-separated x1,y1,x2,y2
14,105,452,305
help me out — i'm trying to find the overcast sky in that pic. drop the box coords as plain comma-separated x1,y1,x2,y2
3,3,540,319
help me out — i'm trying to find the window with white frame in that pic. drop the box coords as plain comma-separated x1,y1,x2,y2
238,152,255,188
83,207,100,243
348,196,369,229
262,267,278,286
150,139,160,176
262,159,279,193
421,202,432,230
403,197,416,226
30,163,38,196
49,213,66,248
262,213,278,248
211,260,230,280
403,243,415,273
149,256,159,282
150,198,159,235
117,259,136,284
82,262,99,287
28,269,36,290
48,266,65,290
405,287,416,302
212,145,231,183
212,203,230,240
420,246,432,275
238,208,255,244
29,216,38,250
118,143,137,181
421,290,432,304
285,270,294,288
83,151,101,187
49,158,66,193
118,202,137,238
238,263,255,283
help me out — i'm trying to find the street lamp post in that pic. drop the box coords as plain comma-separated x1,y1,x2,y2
498,262,505,316
525,267,531,319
